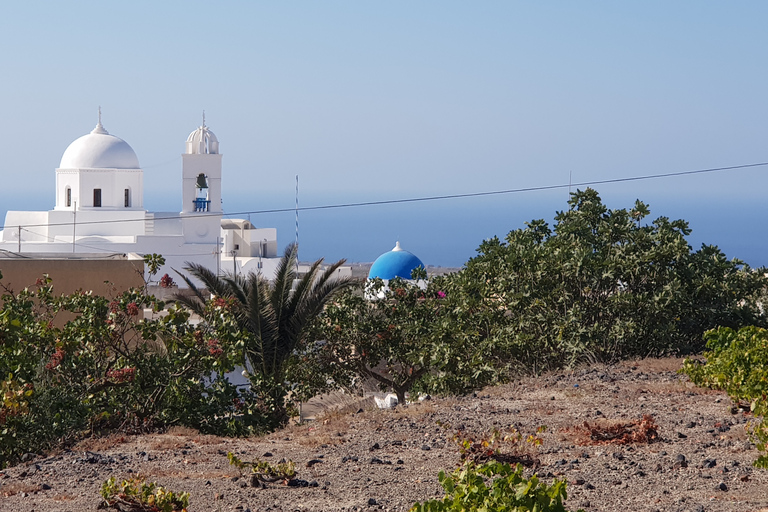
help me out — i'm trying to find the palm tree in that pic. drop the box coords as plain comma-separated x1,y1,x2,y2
174,243,353,427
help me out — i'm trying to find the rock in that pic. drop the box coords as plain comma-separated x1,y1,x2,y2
717,481,728,491
368,498,378,506
20,453,35,462
677,432,688,439
702,459,716,468
249,475,262,488
306,459,323,468
263,452,273,457
421,445,431,451
369,443,380,451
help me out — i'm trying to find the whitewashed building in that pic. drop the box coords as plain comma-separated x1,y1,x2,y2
0,114,296,284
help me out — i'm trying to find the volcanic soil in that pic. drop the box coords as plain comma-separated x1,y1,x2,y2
2,357,767,512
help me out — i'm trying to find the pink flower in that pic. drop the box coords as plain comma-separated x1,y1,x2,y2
437,291,447,299
106,368,136,383
159,274,175,288
207,339,224,357
45,347,66,371
126,302,140,316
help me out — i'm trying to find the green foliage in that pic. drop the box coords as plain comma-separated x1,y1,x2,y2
0,273,257,468
450,425,545,464
100,476,189,511
143,254,166,280
681,326,768,467
440,188,767,372
410,462,583,512
312,276,498,403
227,451,297,483
175,243,353,429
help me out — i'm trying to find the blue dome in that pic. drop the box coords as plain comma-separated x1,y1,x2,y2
368,242,425,280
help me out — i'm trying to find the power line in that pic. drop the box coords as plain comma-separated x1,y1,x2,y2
5,160,768,231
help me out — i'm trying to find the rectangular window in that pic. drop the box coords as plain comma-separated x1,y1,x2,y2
124,188,130,207
66,188,71,207
94,188,102,207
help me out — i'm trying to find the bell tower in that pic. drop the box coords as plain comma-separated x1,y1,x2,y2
181,115,222,242
182,114,222,214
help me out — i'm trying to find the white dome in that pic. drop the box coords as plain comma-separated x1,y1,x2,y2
186,125,219,154
59,123,140,169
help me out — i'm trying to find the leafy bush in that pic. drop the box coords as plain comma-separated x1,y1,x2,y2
448,425,545,466
175,243,353,429
440,188,767,372
681,326,768,467
100,476,189,511
0,273,264,468
227,451,297,483
311,275,499,403
410,462,583,512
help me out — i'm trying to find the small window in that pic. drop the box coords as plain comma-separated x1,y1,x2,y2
66,188,71,207
234,244,240,250
124,188,130,207
94,189,102,207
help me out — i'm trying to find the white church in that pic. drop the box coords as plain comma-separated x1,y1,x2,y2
0,113,293,284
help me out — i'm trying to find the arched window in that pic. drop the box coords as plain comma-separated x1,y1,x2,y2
66,187,72,207
194,173,210,212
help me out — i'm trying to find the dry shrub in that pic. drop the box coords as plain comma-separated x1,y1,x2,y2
1,482,40,497
74,432,131,452
295,433,338,448
617,357,688,373
394,401,437,417
150,436,191,451
166,426,199,436
563,414,660,445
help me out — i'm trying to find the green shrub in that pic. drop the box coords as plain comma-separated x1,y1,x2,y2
100,476,189,511
227,451,297,483
410,461,583,512
440,188,767,372
0,274,265,468
681,326,768,467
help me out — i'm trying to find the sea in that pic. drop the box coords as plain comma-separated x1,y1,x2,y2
2,187,766,271
216,189,768,270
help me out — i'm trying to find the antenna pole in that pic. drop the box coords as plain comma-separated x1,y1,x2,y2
295,174,299,273
216,236,221,276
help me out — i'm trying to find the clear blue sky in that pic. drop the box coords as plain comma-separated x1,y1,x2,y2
1,2,767,266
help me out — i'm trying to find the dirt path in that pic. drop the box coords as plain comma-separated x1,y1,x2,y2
2,357,767,512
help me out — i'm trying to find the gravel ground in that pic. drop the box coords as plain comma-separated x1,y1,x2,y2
2,357,767,512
